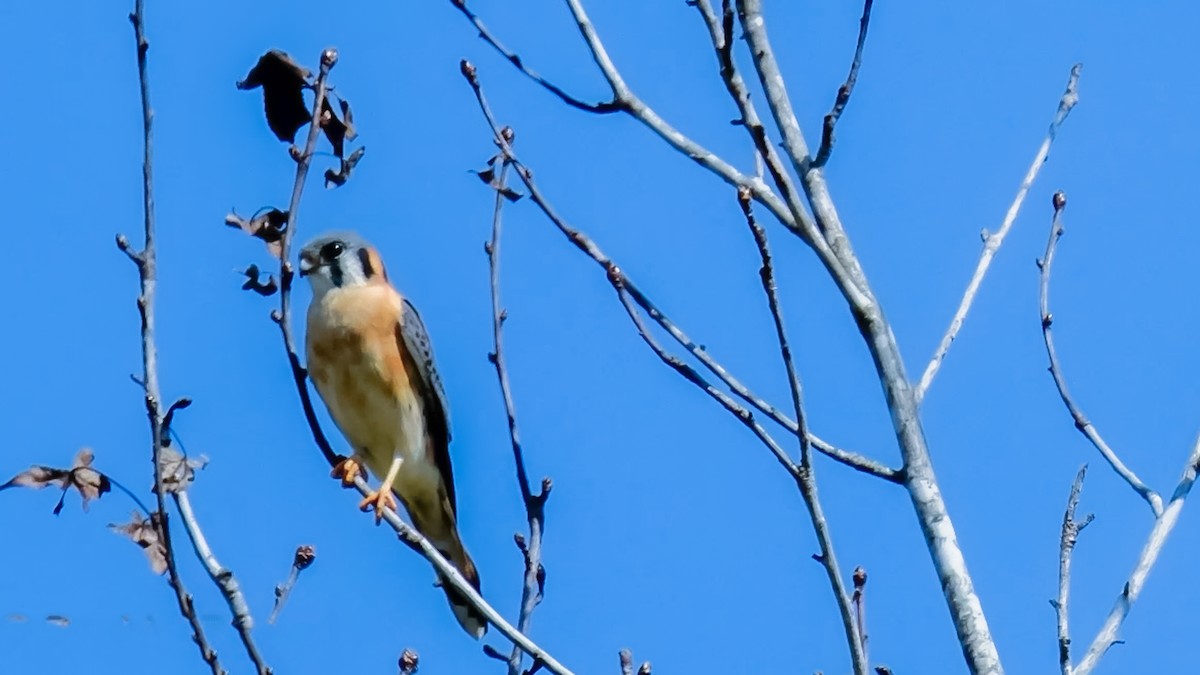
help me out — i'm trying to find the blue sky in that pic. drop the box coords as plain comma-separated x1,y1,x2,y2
2,1,1198,673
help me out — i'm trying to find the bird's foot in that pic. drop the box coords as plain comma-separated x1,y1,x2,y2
358,489,398,524
331,455,363,488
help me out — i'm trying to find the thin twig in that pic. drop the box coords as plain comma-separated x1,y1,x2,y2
1073,434,1200,675
813,0,874,167
122,4,223,673
852,567,869,666
1037,192,1162,516
269,545,316,624
613,274,798,475
175,491,272,674
449,0,620,113
272,48,341,468
739,187,867,675
1053,465,1093,675
258,51,572,675
484,146,553,675
916,64,1082,404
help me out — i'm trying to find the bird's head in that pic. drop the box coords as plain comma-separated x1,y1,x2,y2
298,231,388,298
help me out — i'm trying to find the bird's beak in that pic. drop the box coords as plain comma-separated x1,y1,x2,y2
298,253,316,277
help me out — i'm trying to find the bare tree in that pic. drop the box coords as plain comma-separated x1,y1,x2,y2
5,2,1198,675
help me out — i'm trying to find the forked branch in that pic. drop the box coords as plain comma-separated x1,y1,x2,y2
739,188,867,675
1038,195,1200,675
461,60,895,483
483,145,553,675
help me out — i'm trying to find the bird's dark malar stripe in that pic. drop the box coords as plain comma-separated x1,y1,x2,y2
357,248,375,278
330,260,343,287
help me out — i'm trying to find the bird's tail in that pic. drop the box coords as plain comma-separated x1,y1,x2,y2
406,498,488,639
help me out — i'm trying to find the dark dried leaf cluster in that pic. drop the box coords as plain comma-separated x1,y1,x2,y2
241,264,279,296
318,92,364,188
109,510,168,575
324,146,365,188
237,50,312,143
1,448,111,515
226,208,288,259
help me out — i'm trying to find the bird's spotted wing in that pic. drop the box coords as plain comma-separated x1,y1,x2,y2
396,298,456,512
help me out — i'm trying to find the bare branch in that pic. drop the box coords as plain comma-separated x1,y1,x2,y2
916,64,1082,404
463,62,898,485
272,48,342,468
1053,465,1093,675
122,3,223,672
354,472,574,675
692,0,821,246
1037,192,1162,516
740,187,867,675
483,141,553,675
732,0,811,172
813,0,875,167
1073,433,1200,675
450,1,619,113
735,4,1004,671
269,545,316,624
175,491,272,674
445,0,825,252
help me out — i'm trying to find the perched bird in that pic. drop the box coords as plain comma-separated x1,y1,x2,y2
299,232,485,638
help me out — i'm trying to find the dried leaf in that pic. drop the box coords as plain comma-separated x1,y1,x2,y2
160,397,192,447
69,448,111,512
237,50,312,143
158,446,207,494
226,208,288,258
109,511,168,575
324,146,365,188
1,465,67,491
469,162,523,202
320,97,350,159
241,264,279,296
2,449,110,514
339,99,357,142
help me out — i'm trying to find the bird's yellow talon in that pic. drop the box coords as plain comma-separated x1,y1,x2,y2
331,456,362,488
358,489,397,524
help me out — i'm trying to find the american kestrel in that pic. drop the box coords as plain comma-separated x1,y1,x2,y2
299,232,485,638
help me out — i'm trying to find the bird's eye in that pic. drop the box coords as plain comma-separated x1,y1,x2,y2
320,241,345,261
